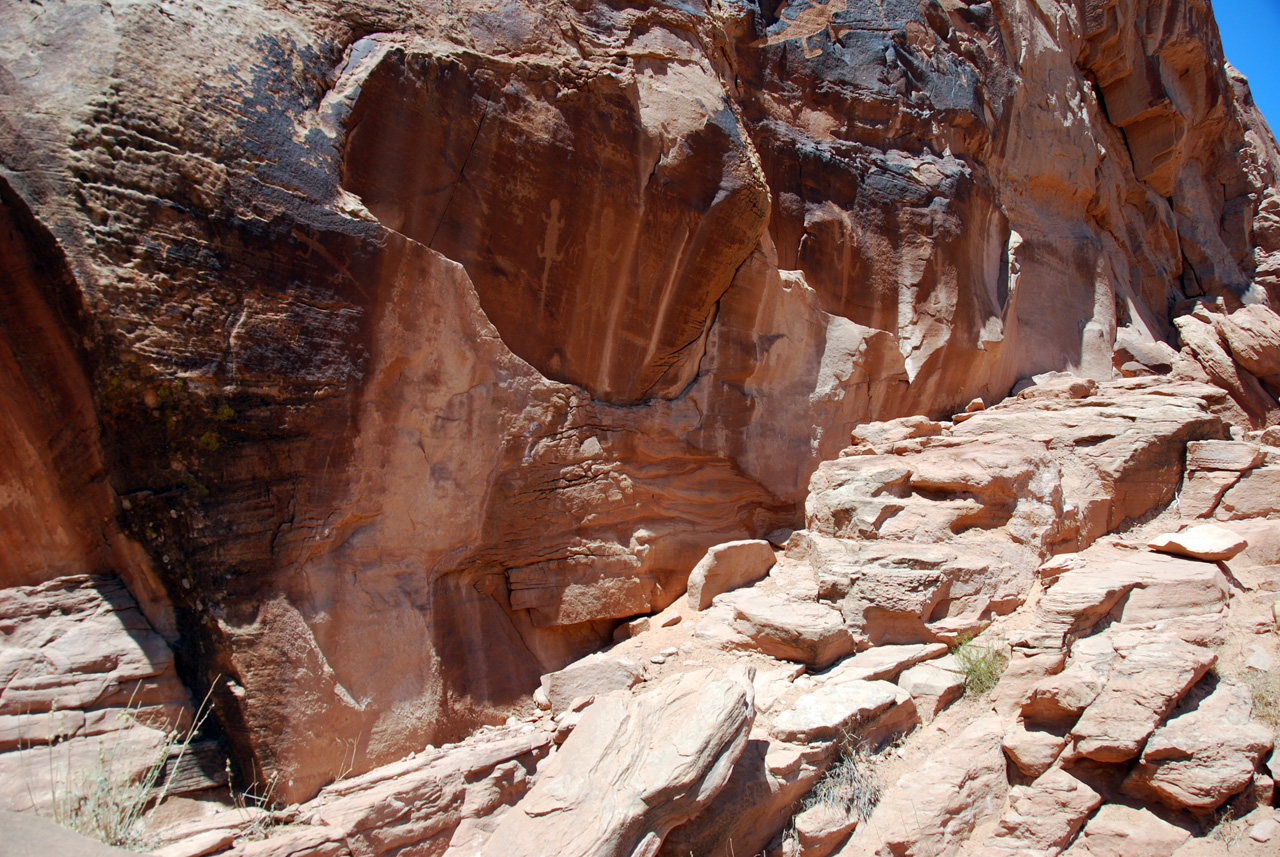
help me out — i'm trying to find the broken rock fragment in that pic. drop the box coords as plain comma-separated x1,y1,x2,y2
686,539,777,610
482,667,755,857
1147,523,1248,561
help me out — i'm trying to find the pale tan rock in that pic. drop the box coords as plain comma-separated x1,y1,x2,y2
848,416,944,449
1174,314,1279,429
1121,681,1274,811
539,654,645,716
973,767,1101,857
817,644,947,685
1176,470,1241,518
1185,440,1264,471
896,662,965,724
793,802,857,857
1216,466,1280,520
1068,635,1215,763
1,809,145,857
769,681,906,744
1216,304,1280,379
1059,804,1189,857
1148,524,1248,561
835,715,1007,857
1022,635,1118,724
686,540,777,611
1250,819,1280,843
1036,568,1139,636
718,590,855,668
481,668,754,857
1002,719,1068,779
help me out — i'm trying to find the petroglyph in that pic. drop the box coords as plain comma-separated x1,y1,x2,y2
538,199,567,311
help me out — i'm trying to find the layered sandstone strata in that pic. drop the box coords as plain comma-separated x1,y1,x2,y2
0,0,1277,802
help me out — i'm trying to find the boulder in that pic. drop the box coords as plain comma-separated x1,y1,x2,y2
686,540,777,611
1185,440,1264,471
1059,804,1190,856
973,768,1101,857
896,662,965,724
1002,718,1068,778
1022,635,1118,724
835,715,1008,856
1147,524,1248,561
718,590,856,668
1215,304,1280,379
792,802,858,857
1176,470,1241,518
481,668,755,857
539,654,645,716
769,681,911,745
1216,466,1280,520
1121,680,1274,811
1068,634,1215,763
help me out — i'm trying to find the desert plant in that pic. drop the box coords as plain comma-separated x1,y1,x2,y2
36,686,214,851
806,742,883,823
1239,669,1280,731
952,633,1007,697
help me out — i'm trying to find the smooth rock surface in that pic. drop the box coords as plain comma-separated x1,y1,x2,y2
1148,524,1248,561
481,668,754,857
687,540,777,611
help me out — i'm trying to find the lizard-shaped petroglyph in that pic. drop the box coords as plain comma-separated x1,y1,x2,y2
759,0,851,59
537,199,567,313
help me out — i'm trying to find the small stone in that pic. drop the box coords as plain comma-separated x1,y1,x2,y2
964,398,985,413
1245,644,1274,672
1250,819,1279,843
1147,524,1248,561
661,647,679,657
650,655,666,664
661,614,682,628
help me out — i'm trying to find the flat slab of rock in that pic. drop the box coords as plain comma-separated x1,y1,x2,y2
817,643,947,685
718,590,855,667
836,715,1007,856
686,540,776,611
973,767,1101,857
1068,634,1215,763
0,810,143,857
1185,439,1264,471
539,653,644,716
1121,680,1274,811
1060,804,1190,856
1148,524,1248,561
482,668,754,857
897,661,965,723
769,680,904,743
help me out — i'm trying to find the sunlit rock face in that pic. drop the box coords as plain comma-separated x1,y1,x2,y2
0,0,1276,802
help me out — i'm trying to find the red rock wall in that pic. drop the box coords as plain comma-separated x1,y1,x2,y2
0,0,1276,802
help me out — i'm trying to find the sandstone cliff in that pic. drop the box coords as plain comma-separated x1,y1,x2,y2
1,0,1278,816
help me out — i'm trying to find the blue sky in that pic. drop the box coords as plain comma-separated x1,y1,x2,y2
1214,0,1280,135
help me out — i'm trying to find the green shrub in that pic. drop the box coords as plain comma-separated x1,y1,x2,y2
953,633,1007,697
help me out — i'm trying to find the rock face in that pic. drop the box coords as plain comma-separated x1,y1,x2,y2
478,668,754,857
0,0,1278,814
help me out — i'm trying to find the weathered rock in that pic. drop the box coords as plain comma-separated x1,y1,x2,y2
1,809,144,857
835,715,1007,857
0,0,1273,808
686,540,777,611
1059,804,1190,857
1216,466,1280,520
792,802,857,857
817,644,948,686
539,654,645,717
1185,440,1265,471
1022,635,1120,725
1068,634,1215,763
1148,524,1248,561
1177,469,1241,518
769,681,907,744
1174,314,1279,429
1216,304,1280,380
897,662,965,724
0,575,195,812
1121,680,1274,811
1002,719,1069,779
974,768,1101,857
481,668,754,857
716,590,855,668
